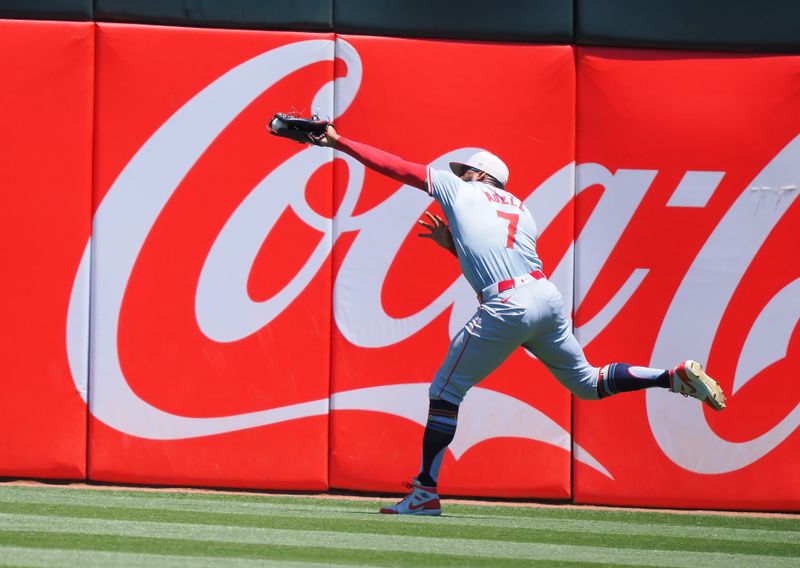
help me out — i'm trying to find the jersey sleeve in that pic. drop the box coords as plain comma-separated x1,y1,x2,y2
426,167,463,208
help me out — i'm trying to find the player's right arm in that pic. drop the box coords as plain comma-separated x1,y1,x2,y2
320,125,427,191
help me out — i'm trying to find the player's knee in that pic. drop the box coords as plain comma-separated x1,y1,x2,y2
579,369,603,400
569,379,601,401
575,387,600,401
549,365,601,401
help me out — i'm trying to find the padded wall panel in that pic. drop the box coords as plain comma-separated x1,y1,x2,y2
88,24,334,489
334,0,572,42
329,35,578,498
576,0,800,52
573,47,800,510
95,0,331,31
0,20,93,479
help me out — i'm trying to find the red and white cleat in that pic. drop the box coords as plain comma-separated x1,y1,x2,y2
670,360,727,411
380,479,442,516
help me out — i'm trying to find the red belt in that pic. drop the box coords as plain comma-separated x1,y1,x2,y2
479,269,546,303
497,269,545,293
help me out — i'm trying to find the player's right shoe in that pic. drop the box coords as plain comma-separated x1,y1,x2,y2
670,360,726,411
379,479,442,515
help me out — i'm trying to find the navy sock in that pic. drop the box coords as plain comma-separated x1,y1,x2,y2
597,363,670,398
417,398,459,487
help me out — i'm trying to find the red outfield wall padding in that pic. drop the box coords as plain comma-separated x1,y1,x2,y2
329,36,579,498
0,20,94,479
573,47,800,511
5,18,795,513
87,24,336,489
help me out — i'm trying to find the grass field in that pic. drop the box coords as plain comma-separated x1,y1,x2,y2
0,483,798,567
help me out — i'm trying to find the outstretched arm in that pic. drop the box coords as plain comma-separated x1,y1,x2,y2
320,125,427,191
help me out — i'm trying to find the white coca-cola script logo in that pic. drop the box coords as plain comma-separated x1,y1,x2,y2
66,38,799,479
647,137,800,474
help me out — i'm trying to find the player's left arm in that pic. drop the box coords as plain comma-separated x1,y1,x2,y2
319,125,428,191
417,211,457,257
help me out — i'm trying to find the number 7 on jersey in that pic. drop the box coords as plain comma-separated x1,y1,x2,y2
496,210,519,248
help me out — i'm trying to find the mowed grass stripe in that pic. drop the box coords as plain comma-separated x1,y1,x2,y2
0,532,590,568
0,513,796,568
1,498,797,549
2,486,796,532
6,512,795,560
0,546,368,568
0,485,800,535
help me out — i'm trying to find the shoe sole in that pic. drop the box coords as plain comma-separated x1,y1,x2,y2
380,508,442,515
686,360,726,411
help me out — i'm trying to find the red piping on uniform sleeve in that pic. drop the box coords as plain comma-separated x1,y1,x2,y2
426,167,433,196
334,136,427,191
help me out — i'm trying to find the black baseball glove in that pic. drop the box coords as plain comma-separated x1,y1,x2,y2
267,113,330,146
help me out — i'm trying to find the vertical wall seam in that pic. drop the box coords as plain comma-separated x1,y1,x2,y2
569,45,580,503
84,20,99,482
326,32,338,491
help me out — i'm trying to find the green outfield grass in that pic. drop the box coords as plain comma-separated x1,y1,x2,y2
0,484,797,567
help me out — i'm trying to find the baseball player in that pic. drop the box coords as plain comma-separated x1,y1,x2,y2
313,125,726,516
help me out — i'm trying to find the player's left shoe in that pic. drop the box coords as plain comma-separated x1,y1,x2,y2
379,479,442,515
670,360,726,411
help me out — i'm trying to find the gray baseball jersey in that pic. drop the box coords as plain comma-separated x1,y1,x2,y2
426,168,543,293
